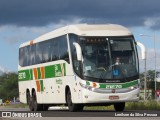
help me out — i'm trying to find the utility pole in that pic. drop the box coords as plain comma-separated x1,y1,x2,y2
154,32,157,100
140,33,157,100
144,50,147,100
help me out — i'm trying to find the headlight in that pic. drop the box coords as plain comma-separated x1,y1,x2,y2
79,82,95,91
130,84,139,90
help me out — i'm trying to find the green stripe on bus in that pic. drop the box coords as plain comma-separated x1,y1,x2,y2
37,68,41,79
64,64,66,76
18,63,66,81
18,69,32,81
99,84,106,88
86,81,90,86
40,80,44,91
54,63,66,77
122,80,138,88
45,65,55,78
87,80,139,89
29,69,33,80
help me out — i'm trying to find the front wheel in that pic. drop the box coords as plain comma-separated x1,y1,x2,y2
42,104,49,111
66,90,83,112
114,102,125,111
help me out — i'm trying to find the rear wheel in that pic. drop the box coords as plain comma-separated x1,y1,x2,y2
30,91,43,111
66,90,83,112
114,102,125,111
26,92,30,105
27,92,34,111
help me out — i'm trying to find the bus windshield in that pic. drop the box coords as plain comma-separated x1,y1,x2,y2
80,37,139,82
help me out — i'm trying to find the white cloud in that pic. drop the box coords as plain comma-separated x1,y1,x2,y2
53,17,84,27
0,17,84,45
139,47,160,72
0,65,9,73
144,17,160,28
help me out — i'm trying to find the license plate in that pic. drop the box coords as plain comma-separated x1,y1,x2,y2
109,96,119,100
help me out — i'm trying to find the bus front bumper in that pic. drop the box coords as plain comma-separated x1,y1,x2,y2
82,88,140,103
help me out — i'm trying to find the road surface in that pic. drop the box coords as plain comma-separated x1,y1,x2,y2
0,107,159,120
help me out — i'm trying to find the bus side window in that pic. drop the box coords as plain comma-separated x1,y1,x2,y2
59,36,69,63
51,39,59,61
35,43,42,64
19,46,30,67
41,41,51,63
30,44,36,65
19,48,24,66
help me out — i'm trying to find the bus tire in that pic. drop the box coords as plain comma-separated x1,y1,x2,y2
114,102,125,111
32,91,42,111
66,90,83,112
42,104,49,111
29,96,34,111
26,91,30,105
27,92,34,111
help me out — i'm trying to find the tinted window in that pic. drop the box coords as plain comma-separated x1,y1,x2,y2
41,40,51,63
69,34,81,76
35,42,43,64
19,35,69,67
19,46,30,66
30,45,36,65
58,36,69,61
51,39,59,61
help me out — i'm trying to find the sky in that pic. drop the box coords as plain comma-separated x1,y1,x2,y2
0,0,160,72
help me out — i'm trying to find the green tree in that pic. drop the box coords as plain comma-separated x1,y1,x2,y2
0,73,18,101
140,70,160,99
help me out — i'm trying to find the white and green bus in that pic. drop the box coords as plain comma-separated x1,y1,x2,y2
18,24,145,112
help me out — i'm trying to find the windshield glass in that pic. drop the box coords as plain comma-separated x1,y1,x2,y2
80,37,139,81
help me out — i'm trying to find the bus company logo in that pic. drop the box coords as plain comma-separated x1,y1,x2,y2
18,72,26,80
55,64,65,77
2,112,11,117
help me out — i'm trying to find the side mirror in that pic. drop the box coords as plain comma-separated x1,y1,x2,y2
73,42,82,61
136,41,146,60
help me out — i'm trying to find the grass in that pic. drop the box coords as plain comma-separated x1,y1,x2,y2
84,106,113,111
84,100,160,111
126,101,160,110
0,103,28,108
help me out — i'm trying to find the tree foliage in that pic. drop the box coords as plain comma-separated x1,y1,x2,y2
140,70,160,90
0,73,18,101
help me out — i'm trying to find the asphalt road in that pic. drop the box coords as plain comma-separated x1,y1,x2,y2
0,107,160,120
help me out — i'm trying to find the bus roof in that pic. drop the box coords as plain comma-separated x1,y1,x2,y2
20,24,133,48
